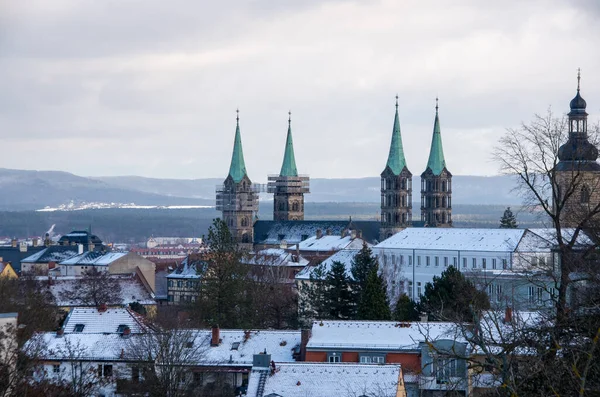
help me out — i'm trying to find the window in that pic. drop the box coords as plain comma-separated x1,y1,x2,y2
177,280,183,288
328,353,341,363
417,282,422,297
496,285,503,302
231,342,240,350
360,355,385,363
581,185,591,203
53,364,60,374
408,256,412,266
472,258,477,269
98,364,113,377
408,281,413,299
400,255,404,265
74,324,85,333
434,357,458,384
528,286,535,304
502,259,508,270
417,256,421,267
426,256,430,266
435,257,439,267
444,257,448,267
131,366,141,383
482,258,486,269
492,259,497,270
536,287,543,304
462,258,467,268
168,295,173,302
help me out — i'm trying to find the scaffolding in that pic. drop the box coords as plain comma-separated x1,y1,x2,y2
266,175,310,194
215,184,259,212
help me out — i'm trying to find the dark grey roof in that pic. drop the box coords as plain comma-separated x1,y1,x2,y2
21,245,81,264
253,220,380,245
58,230,103,246
0,246,46,273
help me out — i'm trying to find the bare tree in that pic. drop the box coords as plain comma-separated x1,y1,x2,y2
124,327,210,397
60,268,123,307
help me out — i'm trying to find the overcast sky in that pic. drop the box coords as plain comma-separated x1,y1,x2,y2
1,0,599,181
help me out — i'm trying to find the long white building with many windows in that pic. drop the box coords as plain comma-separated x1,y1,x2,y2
373,228,559,309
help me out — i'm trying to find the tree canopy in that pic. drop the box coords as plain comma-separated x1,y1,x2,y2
357,267,391,320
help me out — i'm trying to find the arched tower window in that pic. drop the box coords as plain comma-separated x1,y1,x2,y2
241,217,249,227
292,202,299,211
581,185,591,204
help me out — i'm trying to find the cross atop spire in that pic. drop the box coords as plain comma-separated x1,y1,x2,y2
395,94,399,110
435,97,439,113
288,110,292,127
236,108,240,124
577,68,581,92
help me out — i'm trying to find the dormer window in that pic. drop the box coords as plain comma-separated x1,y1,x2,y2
74,324,85,333
116,324,128,333
231,342,240,350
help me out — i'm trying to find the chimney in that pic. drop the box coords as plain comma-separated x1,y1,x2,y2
420,312,428,323
316,229,323,239
325,228,332,236
300,329,312,361
56,328,64,337
280,240,288,250
48,261,56,270
32,238,38,247
78,244,84,255
19,242,27,253
122,327,131,338
11,238,17,248
89,243,95,251
98,303,108,312
211,325,220,346
350,229,357,239
504,307,513,323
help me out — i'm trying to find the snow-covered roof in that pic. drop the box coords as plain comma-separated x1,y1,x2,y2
246,363,402,397
244,248,309,267
528,228,594,247
21,246,80,263
167,256,203,279
62,307,148,334
191,329,301,366
37,332,134,361
59,251,128,266
49,276,156,306
297,235,367,252
307,320,463,351
295,249,359,280
375,228,528,252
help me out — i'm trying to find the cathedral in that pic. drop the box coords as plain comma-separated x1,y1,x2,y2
217,73,596,249
216,94,454,249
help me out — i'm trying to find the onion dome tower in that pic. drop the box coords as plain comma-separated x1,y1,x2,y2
421,98,452,227
380,96,412,241
268,111,310,221
555,70,600,227
215,110,259,250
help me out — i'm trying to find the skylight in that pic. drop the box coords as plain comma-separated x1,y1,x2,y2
74,324,85,332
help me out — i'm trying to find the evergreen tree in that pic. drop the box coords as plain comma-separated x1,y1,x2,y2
418,266,490,322
298,263,330,322
351,242,378,299
499,206,518,228
325,261,355,319
357,267,391,320
393,294,419,321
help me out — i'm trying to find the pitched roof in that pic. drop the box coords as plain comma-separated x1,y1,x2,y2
307,320,463,351
37,332,134,361
228,115,248,183
59,251,127,266
21,246,81,264
166,255,204,279
375,228,528,252
0,246,46,273
295,249,359,280
63,307,148,334
424,103,447,176
297,235,367,252
254,220,380,246
244,248,309,267
384,99,408,175
247,362,402,397
49,275,156,307
279,117,298,177
192,329,301,366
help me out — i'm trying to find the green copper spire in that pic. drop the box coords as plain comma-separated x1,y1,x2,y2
279,111,298,177
425,98,447,176
227,109,248,183
385,95,408,175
